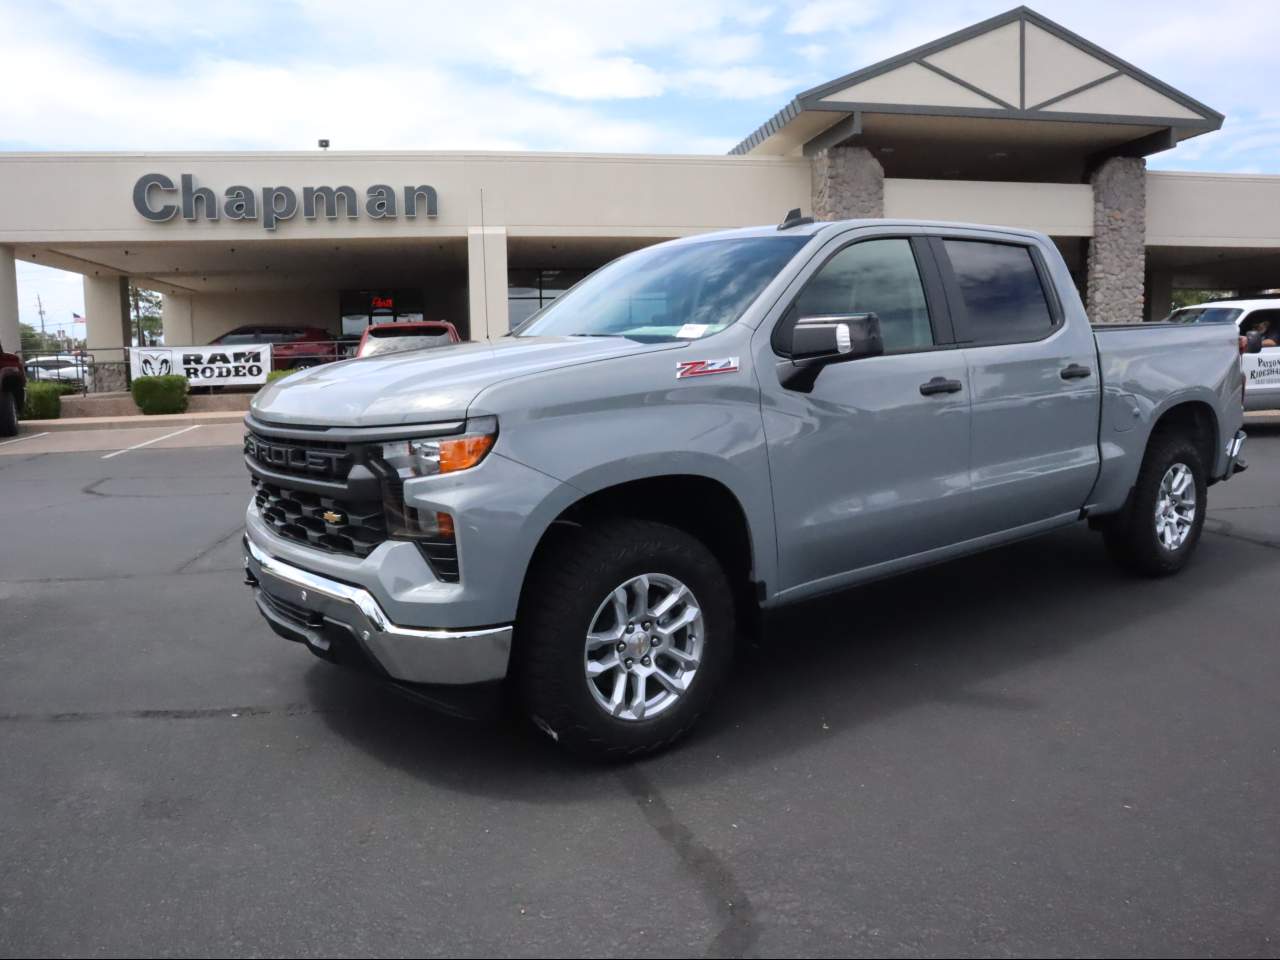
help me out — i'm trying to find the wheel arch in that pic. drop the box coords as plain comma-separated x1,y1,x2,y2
1148,397,1219,478
517,471,767,627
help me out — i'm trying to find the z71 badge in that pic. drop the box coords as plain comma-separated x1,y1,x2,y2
676,357,740,380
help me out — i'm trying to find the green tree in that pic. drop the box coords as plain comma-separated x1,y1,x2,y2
131,286,164,346
1170,288,1235,310
18,322,64,355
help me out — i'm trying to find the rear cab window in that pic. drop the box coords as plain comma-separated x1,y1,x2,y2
940,239,1057,345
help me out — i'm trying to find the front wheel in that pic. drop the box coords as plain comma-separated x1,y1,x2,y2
517,518,735,760
1102,430,1207,576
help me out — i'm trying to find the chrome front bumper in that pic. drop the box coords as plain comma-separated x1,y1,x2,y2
243,537,512,685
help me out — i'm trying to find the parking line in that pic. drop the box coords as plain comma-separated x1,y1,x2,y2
0,431,50,447
101,425,202,459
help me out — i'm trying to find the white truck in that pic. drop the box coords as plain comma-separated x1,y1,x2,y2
1167,298,1280,410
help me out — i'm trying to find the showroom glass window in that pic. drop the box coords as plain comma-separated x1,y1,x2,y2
943,240,1055,344
508,269,589,329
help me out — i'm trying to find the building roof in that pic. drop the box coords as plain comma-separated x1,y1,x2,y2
732,6,1223,172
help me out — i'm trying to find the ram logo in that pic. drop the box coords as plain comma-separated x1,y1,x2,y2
140,352,172,376
676,357,740,380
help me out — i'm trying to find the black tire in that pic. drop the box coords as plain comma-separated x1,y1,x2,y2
0,389,18,437
517,517,735,760
1102,429,1207,577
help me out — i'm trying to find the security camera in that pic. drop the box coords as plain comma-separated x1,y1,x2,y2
318,139,330,150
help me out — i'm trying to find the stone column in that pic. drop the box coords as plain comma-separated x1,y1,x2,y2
467,226,508,341
0,245,19,358
810,146,884,220
1087,157,1146,324
83,274,131,360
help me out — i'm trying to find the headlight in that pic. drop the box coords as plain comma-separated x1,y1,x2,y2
380,416,497,478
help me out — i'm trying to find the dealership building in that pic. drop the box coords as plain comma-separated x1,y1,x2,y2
0,6,1277,364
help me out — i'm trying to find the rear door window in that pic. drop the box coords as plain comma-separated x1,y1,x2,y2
942,240,1055,345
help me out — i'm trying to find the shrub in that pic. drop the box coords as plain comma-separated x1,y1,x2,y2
53,382,82,397
131,375,189,415
265,368,295,384
22,382,63,420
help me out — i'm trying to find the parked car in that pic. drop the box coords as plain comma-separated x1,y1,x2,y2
1167,299,1280,410
24,353,88,385
243,218,1247,759
0,338,24,436
210,325,337,371
356,321,461,358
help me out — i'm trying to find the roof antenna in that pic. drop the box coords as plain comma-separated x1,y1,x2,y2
778,207,814,230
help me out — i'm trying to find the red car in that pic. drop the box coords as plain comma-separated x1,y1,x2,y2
356,321,461,358
210,325,338,370
0,337,25,436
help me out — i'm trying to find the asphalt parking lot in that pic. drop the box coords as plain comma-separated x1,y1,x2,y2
1,424,1278,958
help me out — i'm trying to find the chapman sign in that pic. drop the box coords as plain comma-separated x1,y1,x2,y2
133,173,439,231
130,345,271,387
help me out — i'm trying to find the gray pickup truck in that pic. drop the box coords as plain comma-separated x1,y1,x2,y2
242,217,1247,758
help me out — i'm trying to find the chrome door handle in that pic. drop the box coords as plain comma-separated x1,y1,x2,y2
919,377,963,396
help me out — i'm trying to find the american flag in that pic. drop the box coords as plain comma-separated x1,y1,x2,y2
73,312,84,323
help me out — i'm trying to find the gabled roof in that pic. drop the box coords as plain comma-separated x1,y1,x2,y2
732,6,1223,156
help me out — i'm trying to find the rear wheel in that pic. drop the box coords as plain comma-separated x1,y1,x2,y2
517,518,735,760
1102,430,1207,576
0,389,18,437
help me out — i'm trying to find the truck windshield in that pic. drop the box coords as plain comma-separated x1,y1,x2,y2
1166,307,1243,325
513,236,808,342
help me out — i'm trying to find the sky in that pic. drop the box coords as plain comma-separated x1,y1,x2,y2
4,0,1277,338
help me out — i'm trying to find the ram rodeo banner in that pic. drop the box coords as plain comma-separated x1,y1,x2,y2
241,215,1248,759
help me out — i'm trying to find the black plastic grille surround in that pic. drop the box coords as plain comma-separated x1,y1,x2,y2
244,431,353,482
244,427,461,581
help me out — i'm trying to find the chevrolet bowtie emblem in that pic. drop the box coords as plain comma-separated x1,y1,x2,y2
321,510,346,524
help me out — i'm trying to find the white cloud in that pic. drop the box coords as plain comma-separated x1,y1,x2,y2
785,0,881,35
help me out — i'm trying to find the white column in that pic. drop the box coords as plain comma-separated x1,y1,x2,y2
161,293,194,345
0,245,19,358
467,226,508,341
83,274,131,361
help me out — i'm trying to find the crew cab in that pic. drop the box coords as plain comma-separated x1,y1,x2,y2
242,218,1247,758
0,338,25,436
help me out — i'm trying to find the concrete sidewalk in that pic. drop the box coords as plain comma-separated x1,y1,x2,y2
18,410,246,433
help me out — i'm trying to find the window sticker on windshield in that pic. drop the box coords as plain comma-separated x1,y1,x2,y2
676,357,740,380
675,323,709,339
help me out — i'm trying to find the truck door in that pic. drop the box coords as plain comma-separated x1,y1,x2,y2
757,232,972,597
935,235,1100,536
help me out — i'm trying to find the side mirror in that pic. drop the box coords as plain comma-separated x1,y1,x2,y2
781,313,884,392
1243,331,1264,355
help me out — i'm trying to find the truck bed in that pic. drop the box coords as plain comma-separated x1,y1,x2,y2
1087,321,1244,514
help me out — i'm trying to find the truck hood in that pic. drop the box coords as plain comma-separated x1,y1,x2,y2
250,336,677,427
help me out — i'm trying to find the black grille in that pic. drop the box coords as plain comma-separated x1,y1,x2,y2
252,477,387,559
